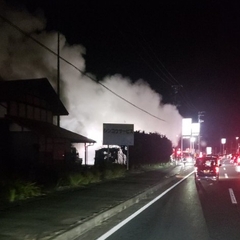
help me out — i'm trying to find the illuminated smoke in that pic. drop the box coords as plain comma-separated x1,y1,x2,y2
0,1,182,164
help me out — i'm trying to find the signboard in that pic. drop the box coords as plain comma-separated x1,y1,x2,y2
103,123,134,146
206,147,212,155
182,118,192,136
191,123,200,136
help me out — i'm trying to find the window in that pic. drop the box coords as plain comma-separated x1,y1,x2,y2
27,105,34,119
34,107,41,120
9,101,18,116
26,95,33,104
34,97,40,106
40,109,47,121
47,111,53,123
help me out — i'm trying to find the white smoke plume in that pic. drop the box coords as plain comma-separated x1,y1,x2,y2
0,1,182,164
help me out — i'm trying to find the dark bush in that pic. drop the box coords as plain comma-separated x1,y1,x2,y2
129,131,172,167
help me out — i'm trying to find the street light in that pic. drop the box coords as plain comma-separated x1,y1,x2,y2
221,138,226,155
190,137,196,154
236,137,239,153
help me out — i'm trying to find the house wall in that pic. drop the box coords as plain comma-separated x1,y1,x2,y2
2,130,73,177
39,136,71,165
3,95,66,167
7,131,39,176
0,82,84,176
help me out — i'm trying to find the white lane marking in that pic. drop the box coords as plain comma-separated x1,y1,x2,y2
223,167,226,170
229,188,237,204
224,173,228,178
96,171,195,240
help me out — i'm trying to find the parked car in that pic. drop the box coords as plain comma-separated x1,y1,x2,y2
194,156,221,182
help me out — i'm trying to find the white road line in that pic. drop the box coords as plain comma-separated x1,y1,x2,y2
223,167,226,170
224,173,228,178
229,188,237,204
96,171,195,240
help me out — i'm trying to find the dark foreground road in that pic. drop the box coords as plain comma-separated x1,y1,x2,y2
0,164,190,240
80,161,240,240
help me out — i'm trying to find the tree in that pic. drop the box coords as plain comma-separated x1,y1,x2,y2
129,131,172,167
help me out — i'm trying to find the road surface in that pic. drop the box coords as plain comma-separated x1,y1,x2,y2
79,159,240,240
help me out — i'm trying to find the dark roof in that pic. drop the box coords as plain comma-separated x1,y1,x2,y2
6,116,96,144
0,78,68,115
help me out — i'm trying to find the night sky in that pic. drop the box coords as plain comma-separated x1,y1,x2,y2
4,0,240,152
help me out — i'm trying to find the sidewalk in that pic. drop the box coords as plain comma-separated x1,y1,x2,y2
0,164,193,240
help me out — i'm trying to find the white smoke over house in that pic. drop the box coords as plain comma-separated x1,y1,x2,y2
0,0,182,164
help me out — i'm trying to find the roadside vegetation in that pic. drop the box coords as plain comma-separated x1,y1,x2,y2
0,163,128,205
0,162,171,206
0,131,172,206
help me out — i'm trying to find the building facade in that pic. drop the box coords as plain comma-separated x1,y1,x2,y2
0,78,95,177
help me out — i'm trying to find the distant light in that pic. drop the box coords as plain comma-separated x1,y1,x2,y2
190,137,196,142
206,147,212,155
221,138,226,144
191,123,200,136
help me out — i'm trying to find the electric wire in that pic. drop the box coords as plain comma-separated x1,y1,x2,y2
119,31,174,86
119,15,198,112
0,14,167,122
132,33,198,111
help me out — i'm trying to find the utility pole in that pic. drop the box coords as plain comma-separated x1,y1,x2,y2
57,3,60,127
198,111,205,153
57,31,60,127
172,85,183,156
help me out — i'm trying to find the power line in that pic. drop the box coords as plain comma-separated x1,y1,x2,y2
119,31,174,86
0,14,167,122
132,32,180,86
134,36,198,111
119,25,198,111
178,88,198,111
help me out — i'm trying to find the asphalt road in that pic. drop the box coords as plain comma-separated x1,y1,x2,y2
80,159,240,240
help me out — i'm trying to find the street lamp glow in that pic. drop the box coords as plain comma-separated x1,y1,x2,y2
221,138,226,154
236,137,239,153
206,147,212,155
190,137,196,154
221,138,226,144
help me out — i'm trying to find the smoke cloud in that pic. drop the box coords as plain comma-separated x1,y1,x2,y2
0,1,182,164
